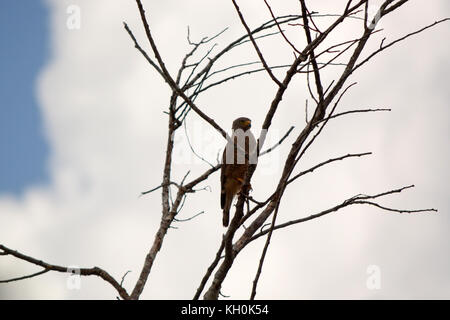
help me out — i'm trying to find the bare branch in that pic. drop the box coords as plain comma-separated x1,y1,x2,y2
196,64,291,94
382,0,409,16
0,244,130,299
123,22,164,78
231,0,283,87
295,82,358,167
182,43,218,87
287,152,372,185
183,118,215,168
300,0,325,104
141,182,180,196
174,211,205,222
193,239,225,300
126,12,226,293
120,270,132,287
204,1,379,300
131,165,221,300
263,0,302,54
184,15,303,89
316,108,391,124
305,63,319,104
259,0,368,148
3,0,443,301
184,164,221,190
250,201,280,300
352,201,438,214
259,126,295,156
204,61,261,79
247,185,437,245
353,18,450,72
0,269,50,283
127,2,229,140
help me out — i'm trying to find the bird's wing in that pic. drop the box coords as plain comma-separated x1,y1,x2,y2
248,131,257,160
220,147,227,209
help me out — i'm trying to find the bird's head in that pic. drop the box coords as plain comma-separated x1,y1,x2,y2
232,117,252,131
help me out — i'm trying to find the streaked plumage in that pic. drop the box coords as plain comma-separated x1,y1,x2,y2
220,117,257,227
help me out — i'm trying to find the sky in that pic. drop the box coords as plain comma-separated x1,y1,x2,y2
0,0,449,299
0,1,49,194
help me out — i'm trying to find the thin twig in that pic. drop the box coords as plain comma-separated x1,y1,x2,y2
184,118,215,168
231,0,283,87
174,211,205,222
259,126,295,156
300,0,325,107
196,65,291,94
353,18,450,72
140,181,180,196
263,0,302,54
120,270,132,287
294,82,358,168
287,152,372,185
184,15,303,89
250,201,280,300
352,201,438,214
0,269,50,283
315,108,391,125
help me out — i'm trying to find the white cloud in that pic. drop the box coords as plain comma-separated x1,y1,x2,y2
1,0,449,299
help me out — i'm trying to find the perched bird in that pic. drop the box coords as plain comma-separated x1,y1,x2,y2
220,117,257,227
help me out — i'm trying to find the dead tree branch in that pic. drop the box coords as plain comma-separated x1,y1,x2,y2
231,0,283,87
0,244,130,300
247,185,437,245
2,0,445,301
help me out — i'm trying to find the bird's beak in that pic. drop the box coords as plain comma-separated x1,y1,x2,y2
244,120,251,128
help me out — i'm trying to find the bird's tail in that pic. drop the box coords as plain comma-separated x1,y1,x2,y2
222,193,233,227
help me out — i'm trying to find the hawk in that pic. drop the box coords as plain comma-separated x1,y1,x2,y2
221,117,257,227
